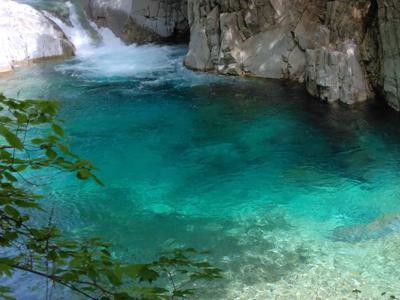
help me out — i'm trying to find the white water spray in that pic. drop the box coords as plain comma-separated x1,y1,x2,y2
46,2,178,78
46,2,94,55
45,2,215,85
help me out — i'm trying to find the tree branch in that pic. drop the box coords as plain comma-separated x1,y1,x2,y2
11,264,97,300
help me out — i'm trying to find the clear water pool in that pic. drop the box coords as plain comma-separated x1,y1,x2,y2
1,28,400,298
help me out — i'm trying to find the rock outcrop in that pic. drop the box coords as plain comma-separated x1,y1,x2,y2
184,0,381,105
81,0,399,109
377,0,400,110
305,45,370,105
83,0,189,43
185,0,325,77
0,0,75,73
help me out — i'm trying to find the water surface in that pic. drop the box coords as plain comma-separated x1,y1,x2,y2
1,9,400,299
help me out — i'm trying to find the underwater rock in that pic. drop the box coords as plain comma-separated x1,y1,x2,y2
0,0,75,73
333,214,400,243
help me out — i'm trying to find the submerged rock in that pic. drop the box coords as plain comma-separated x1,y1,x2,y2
0,0,75,73
333,215,400,243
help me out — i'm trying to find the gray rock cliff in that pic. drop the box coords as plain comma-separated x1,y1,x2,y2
81,0,400,110
377,0,400,110
184,0,379,105
83,0,189,43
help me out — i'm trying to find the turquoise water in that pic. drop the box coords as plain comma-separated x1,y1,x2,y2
2,41,400,298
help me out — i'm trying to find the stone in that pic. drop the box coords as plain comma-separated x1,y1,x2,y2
377,0,400,110
305,45,369,104
183,0,383,105
0,0,75,73
333,215,400,243
184,0,326,78
83,0,189,43
184,1,215,70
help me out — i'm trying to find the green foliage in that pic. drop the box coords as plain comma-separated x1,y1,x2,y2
0,94,221,299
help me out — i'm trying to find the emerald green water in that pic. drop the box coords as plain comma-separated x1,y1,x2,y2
2,41,400,298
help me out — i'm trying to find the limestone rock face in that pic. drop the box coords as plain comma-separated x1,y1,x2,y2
185,0,327,79
306,46,369,104
0,0,74,73
184,0,379,105
377,0,400,110
83,0,189,43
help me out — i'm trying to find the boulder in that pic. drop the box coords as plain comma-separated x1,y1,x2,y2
184,0,327,79
83,0,189,44
183,0,380,105
377,0,400,110
305,45,369,104
0,0,75,73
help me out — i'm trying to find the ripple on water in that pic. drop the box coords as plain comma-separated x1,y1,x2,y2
1,44,400,299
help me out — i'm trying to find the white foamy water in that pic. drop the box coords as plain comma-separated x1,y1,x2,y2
46,2,94,55
45,2,186,79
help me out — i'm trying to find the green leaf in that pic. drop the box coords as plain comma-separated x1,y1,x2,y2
77,169,91,180
60,272,79,282
0,286,12,293
173,289,195,297
0,125,23,150
0,264,13,277
14,112,28,124
119,265,140,278
14,200,39,208
45,148,57,159
137,266,159,283
4,205,20,219
56,143,74,157
31,138,44,145
3,172,17,182
13,165,27,172
105,270,121,286
52,123,64,137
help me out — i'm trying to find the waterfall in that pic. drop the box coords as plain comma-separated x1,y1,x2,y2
46,2,182,79
46,2,93,56
47,1,125,57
